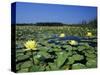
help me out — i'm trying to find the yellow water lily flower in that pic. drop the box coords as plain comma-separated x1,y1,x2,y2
69,40,78,45
59,33,65,37
24,40,37,50
86,32,93,37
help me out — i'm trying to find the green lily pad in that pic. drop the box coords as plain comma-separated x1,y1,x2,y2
72,63,86,69
38,51,51,58
30,65,39,72
16,63,21,70
33,54,42,65
72,47,77,51
17,55,30,62
53,48,62,51
67,57,75,64
38,47,48,52
29,65,45,72
16,53,24,57
17,68,29,73
65,45,73,51
56,51,68,68
21,61,32,69
72,54,84,61
46,66,51,71
86,59,97,68
86,49,95,54
16,49,25,53
85,53,96,58
48,63,59,70
78,46,86,51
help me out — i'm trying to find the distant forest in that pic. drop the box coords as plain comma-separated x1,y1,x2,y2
16,19,97,28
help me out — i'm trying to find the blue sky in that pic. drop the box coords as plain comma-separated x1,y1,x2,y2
15,2,97,24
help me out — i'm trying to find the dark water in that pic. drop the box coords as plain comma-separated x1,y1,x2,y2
59,36,81,41
48,35,97,47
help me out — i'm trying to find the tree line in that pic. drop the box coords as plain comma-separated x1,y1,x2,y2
16,19,97,28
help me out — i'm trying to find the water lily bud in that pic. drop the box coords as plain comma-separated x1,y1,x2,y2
59,33,65,37
69,40,78,45
86,32,93,37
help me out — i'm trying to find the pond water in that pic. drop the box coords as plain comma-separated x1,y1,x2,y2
48,35,97,47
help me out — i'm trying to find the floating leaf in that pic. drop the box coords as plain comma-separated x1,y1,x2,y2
86,59,97,68
46,66,51,71
86,57,97,61
33,54,42,65
65,45,73,51
72,54,84,61
16,53,24,57
26,51,32,56
62,65,70,70
30,65,45,72
16,49,25,53
72,47,77,51
29,65,40,72
67,50,73,56
78,46,86,51
18,68,29,73
38,65,45,71
86,49,95,54
67,57,75,64
17,55,30,62
21,61,32,69
85,53,96,58
56,51,68,68
16,63,21,70
72,63,86,69
38,47,48,52
53,47,62,51
48,63,59,70
38,51,51,58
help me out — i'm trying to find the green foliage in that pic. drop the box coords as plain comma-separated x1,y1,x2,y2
33,56,40,65
16,26,97,72
29,65,45,72
21,61,32,69
72,54,84,61
85,53,96,58
48,63,59,70
29,65,40,72
77,46,86,51
38,51,51,58
67,57,75,64
86,59,97,68
72,63,86,69
16,63,21,71
65,45,73,51
17,55,30,62
18,68,29,73
72,47,77,51
56,51,68,68
45,66,51,71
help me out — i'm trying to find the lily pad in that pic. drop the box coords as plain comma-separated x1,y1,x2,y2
21,61,32,69
17,68,29,73
72,54,84,61
65,45,73,51
72,63,86,69
17,55,30,62
67,57,75,64
56,51,68,68
86,59,97,68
